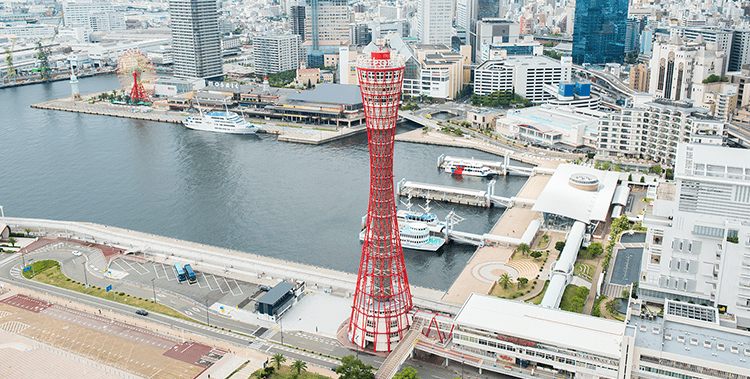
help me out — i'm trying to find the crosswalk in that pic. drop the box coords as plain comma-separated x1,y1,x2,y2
293,331,339,346
0,321,30,334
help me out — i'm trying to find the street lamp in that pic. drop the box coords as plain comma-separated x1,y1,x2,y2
280,316,284,346
28,259,35,278
82,258,88,289
151,277,157,304
205,299,210,326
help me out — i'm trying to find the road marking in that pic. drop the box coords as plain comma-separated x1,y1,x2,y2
224,277,237,296
213,275,226,293
202,273,215,290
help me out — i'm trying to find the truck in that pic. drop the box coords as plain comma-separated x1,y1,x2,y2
184,264,197,284
174,262,186,282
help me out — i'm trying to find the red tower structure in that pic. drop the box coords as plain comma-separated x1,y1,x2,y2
348,50,412,352
129,71,148,103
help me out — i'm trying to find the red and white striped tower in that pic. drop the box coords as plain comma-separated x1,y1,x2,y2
348,50,412,352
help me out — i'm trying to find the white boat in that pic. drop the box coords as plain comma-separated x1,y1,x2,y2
443,158,495,177
183,111,260,134
359,221,446,252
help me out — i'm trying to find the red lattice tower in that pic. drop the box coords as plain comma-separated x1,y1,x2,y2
348,50,412,352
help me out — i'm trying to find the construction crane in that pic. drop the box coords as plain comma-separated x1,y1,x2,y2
4,37,17,83
35,12,63,80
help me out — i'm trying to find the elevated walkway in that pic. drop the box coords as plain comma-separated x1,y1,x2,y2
375,318,425,379
437,155,534,176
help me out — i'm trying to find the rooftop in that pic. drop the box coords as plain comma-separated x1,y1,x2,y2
503,105,599,132
455,294,624,359
531,163,620,222
257,282,296,306
676,144,750,184
284,83,362,106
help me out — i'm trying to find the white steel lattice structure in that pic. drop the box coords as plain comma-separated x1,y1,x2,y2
348,50,413,352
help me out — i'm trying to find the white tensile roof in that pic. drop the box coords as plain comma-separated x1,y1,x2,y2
531,164,620,223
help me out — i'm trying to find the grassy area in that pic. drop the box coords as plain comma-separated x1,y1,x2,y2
573,262,596,282
535,234,550,249
559,285,589,314
605,298,626,321
527,280,549,305
23,260,194,322
489,279,535,300
250,365,329,379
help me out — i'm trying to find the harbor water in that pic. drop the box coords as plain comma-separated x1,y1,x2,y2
0,75,529,290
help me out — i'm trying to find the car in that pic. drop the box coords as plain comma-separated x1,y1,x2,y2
72,250,82,256
260,285,271,292
135,309,148,316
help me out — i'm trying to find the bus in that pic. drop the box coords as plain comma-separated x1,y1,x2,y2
183,264,197,284
174,262,186,282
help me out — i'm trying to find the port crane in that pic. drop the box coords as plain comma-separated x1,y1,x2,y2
3,37,17,84
35,12,63,80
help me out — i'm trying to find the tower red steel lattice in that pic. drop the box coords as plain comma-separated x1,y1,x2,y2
129,71,149,103
348,50,412,352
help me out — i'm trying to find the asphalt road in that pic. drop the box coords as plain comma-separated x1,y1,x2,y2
0,248,463,376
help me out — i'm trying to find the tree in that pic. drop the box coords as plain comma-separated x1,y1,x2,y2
7,237,15,247
530,251,543,259
261,366,275,379
627,173,633,181
587,242,603,257
292,359,307,376
555,241,566,252
335,355,375,379
394,367,420,379
272,353,286,370
622,289,630,299
640,176,646,183
516,243,530,256
651,165,663,175
518,277,529,289
498,273,512,289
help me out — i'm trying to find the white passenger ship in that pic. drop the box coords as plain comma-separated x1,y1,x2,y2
443,159,495,177
183,111,260,134
359,221,446,252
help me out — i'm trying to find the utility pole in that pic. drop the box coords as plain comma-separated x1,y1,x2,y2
205,299,210,326
82,259,88,289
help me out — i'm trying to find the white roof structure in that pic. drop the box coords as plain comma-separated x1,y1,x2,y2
531,164,620,223
455,294,625,358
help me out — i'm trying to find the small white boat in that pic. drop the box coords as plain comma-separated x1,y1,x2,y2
443,158,495,177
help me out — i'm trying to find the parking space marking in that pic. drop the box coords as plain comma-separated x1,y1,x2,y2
202,273,216,291
119,259,149,275
152,263,163,279
163,264,175,281
111,260,128,272
214,275,228,294
195,272,206,289
223,277,239,296
228,278,244,296
134,261,150,275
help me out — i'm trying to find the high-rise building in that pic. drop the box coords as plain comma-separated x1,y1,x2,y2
304,0,348,51
169,0,222,79
728,29,750,72
349,50,412,352
416,0,453,45
629,63,649,92
640,143,750,328
63,1,125,31
649,35,725,103
473,19,519,62
572,0,628,64
290,5,305,42
253,35,304,75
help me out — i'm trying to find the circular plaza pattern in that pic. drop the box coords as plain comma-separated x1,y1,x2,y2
472,262,519,284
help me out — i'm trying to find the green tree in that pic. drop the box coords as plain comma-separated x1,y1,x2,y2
516,243,530,256
7,237,15,247
530,251,543,259
518,277,529,289
587,242,603,257
640,176,646,183
292,359,307,376
622,289,630,298
651,165,663,175
24,228,31,237
498,273,512,289
335,355,375,379
555,241,566,252
272,353,286,370
394,366,420,379
627,173,633,181
261,366,275,379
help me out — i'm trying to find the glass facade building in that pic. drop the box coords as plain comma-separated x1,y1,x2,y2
572,0,629,64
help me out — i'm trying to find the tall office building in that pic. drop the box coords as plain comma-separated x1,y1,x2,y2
461,0,502,60
728,29,750,72
572,0,628,64
63,1,125,31
304,0,348,51
416,0,453,45
169,0,222,79
290,5,305,42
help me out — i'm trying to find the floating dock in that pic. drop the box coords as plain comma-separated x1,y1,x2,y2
437,154,535,176
396,179,517,208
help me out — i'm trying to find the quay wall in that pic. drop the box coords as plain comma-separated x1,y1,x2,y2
31,101,184,124
3,217,459,315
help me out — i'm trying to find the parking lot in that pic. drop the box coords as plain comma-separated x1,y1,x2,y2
106,257,262,310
